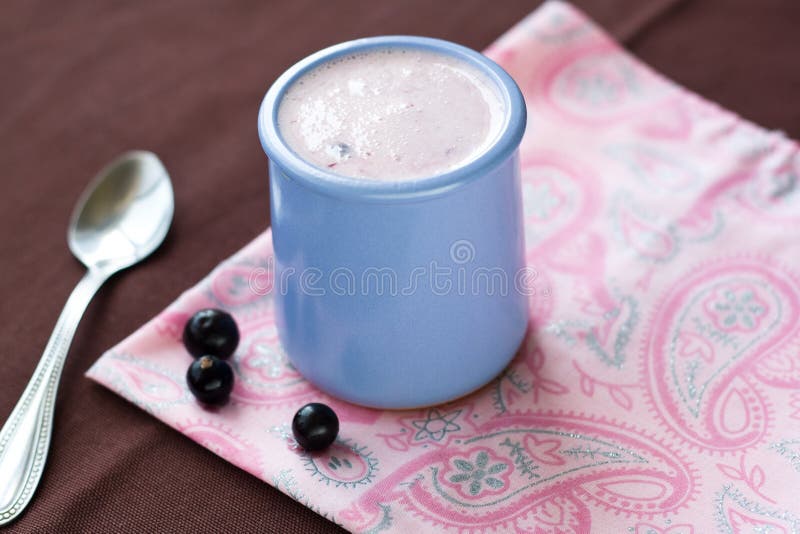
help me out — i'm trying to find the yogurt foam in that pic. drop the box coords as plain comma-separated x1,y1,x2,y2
277,47,506,181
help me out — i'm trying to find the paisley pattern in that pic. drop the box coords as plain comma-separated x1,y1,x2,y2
96,353,190,412
642,260,800,452
612,193,680,263
714,485,800,534
228,317,318,408
347,413,696,533
606,144,700,192
536,41,674,124
732,162,800,225
301,440,379,489
86,2,800,532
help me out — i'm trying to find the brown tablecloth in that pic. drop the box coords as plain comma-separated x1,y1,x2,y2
1,0,798,531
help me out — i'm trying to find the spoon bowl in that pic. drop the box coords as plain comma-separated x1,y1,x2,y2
69,151,173,271
0,151,174,525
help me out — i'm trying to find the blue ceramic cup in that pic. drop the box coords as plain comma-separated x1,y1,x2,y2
258,36,528,409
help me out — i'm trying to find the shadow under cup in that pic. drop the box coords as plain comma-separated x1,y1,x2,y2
258,35,528,409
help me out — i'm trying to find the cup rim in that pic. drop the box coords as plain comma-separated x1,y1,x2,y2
258,35,526,202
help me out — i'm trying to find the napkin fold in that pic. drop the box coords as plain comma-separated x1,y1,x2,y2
88,1,800,531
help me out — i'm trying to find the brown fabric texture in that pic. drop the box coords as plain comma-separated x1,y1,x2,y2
1,0,798,531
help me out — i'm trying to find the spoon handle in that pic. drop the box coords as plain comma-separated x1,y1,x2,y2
0,268,108,525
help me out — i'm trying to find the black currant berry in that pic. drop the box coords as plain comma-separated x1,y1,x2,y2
186,355,234,405
292,403,339,451
183,308,240,359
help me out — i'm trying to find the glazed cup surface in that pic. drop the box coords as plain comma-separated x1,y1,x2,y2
259,35,528,409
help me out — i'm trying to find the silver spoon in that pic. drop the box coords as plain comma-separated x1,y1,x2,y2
0,151,174,525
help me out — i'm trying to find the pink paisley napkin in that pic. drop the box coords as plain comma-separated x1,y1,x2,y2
88,1,800,531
